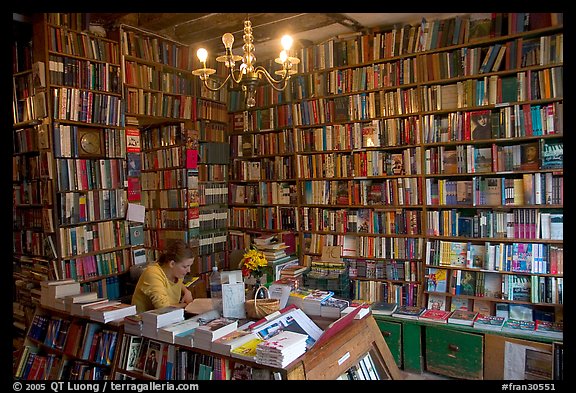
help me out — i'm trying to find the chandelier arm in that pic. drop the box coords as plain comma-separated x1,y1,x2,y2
203,74,231,91
254,66,289,91
229,68,245,85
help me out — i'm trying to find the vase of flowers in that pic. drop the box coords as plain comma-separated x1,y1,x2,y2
240,247,268,299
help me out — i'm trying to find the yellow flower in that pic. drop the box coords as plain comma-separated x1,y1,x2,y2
240,248,268,277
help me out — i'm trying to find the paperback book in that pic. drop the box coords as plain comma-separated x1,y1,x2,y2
501,318,536,334
533,320,563,339
473,314,505,331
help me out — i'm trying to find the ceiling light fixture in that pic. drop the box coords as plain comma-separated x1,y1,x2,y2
192,19,299,108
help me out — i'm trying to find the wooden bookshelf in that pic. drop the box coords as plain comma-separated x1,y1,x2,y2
119,24,230,296
226,13,563,322
26,14,131,301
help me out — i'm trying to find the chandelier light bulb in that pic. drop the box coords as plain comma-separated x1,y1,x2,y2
279,50,288,63
222,33,235,49
281,35,293,51
196,48,208,63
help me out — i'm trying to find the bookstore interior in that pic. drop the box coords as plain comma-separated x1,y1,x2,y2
12,12,564,381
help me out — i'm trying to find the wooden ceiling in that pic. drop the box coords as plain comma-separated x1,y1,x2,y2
89,13,370,57
16,12,470,59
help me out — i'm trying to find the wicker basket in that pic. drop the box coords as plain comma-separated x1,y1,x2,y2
245,286,280,319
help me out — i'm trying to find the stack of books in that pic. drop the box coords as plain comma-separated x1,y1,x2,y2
301,289,334,316
173,323,201,348
40,279,81,309
211,329,259,356
256,330,308,368
193,317,239,351
63,292,99,313
279,265,308,279
156,318,200,344
252,234,277,248
89,302,137,324
80,300,121,319
319,297,350,319
141,306,185,339
69,297,110,317
250,305,323,350
124,314,144,336
230,336,265,362
261,246,289,262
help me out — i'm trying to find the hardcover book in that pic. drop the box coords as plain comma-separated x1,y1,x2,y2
419,309,451,324
474,147,493,173
469,110,492,140
447,309,479,326
129,224,145,246
392,305,426,320
540,139,562,169
427,294,448,311
369,301,398,316
426,268,448,293
520,141,540,170
127,152,141,177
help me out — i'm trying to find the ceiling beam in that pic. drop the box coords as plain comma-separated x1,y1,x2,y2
136,13,213,31
178,13,340,53
324,13,365,32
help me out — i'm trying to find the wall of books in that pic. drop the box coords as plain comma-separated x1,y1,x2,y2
227,12,564,323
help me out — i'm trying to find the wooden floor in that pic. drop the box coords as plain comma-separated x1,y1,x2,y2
400,370,451,380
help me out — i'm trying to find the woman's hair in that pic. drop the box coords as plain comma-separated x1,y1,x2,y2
157,240,195,265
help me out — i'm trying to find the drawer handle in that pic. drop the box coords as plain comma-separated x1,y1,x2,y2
381,331,391,337
448,344,460,352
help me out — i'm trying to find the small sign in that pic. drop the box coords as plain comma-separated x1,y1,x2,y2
321,245,343,262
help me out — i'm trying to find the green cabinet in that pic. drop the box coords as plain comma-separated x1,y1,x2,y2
376,319,402,368
425,326,484,380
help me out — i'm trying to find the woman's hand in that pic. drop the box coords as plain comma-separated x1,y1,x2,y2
181,286,193,304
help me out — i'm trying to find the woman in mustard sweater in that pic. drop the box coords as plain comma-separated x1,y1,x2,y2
132,240,194,313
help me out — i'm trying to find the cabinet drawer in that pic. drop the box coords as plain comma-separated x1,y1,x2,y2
376,320,402,368
425,326,483,379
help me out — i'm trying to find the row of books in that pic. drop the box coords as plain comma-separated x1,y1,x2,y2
372,302,562,339
426,240,563,274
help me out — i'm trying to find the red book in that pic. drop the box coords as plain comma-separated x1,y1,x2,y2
419,309,451,324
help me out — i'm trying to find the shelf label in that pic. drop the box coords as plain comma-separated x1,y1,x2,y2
338,351,351,366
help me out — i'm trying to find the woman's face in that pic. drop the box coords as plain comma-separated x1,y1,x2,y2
171,258,194,279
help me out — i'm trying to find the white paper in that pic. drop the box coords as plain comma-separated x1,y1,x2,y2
222,270,243,285
222,282,246,319
127,203,146,223
268,283,292,308
504,342,552,380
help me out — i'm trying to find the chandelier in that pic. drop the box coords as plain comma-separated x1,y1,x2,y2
192,19,300,108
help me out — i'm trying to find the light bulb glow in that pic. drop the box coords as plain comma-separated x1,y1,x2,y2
222,33,234,49
196,48,208,63
281,35,293,51
279,50,288,63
